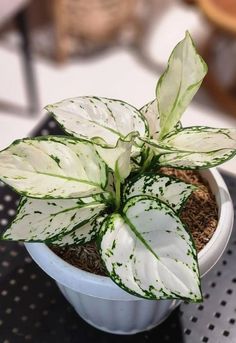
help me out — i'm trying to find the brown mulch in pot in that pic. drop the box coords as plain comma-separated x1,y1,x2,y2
51,169,218,276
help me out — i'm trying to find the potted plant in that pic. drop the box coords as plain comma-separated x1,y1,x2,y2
0,32,235,334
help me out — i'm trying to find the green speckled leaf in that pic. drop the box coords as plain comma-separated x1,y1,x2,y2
123,173,196,213
2,197,106,242
51,214,107,246
137,100,182,170
147,127,236,169
99,195,201,301
45,96,148,147
0,136,107,198
157,32,207,139
140,99,182,140
140,100,160,139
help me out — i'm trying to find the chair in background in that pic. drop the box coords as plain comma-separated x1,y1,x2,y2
197,0,236,118
51,0,139,62
0,0,39,114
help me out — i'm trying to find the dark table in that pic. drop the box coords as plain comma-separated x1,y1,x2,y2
0,116,236,343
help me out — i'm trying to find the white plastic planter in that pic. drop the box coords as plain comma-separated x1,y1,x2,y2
25,168,234,335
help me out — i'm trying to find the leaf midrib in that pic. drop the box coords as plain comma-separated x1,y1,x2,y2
55,104,147,143
49,202,102,216
4,167,101,188
6,138,103,188
123,213,160,261
123,212,195,293
148,140,234,155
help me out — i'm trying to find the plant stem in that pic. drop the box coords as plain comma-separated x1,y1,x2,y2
140,149,154,173
115,175,121,211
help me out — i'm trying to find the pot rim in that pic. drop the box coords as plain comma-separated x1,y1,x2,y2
25,168,234,301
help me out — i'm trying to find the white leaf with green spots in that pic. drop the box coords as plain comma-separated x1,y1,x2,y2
140,99,182,142
157,31,207,139
2,197,106,242
99,195,201,301
140,100,160,139
147,127,236,169
96,134,137,180
123,173,196,213
51,214,107,246
0,137,107,198
45,96,148,147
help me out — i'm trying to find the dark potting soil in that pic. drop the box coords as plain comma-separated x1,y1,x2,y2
51,169,218,276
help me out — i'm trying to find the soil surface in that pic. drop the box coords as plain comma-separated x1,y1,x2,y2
51,168,218,276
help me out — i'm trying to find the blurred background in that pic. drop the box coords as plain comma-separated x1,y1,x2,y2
0,0,236,174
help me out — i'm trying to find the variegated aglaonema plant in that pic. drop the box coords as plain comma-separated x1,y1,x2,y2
1,32,236,301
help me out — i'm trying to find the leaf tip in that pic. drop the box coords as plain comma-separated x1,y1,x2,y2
44,104,53,113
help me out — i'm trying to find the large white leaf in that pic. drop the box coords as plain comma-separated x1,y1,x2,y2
147,127,236,169
99,195,201,301
157,31,207,139
162,127,236,151
0,137,107,198
123,173,196,213
45,96,148,147
51,214,107,246
96,134,137,180
2,197,106,242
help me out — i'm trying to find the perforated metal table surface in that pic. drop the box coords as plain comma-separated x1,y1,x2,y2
0,116,236,343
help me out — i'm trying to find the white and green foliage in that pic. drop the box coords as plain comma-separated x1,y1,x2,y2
0,137,107,198
99,196,201,300
1,32,236,301
3,197,106,242
140,99,182,140
140,100,160,139
146,127,236,169
46,213,107,246
95,134,138,180
45,96,148,147
123,173,196,213
156,31,207,139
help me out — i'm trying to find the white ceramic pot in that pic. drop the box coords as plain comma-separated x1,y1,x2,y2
25,168,234,335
